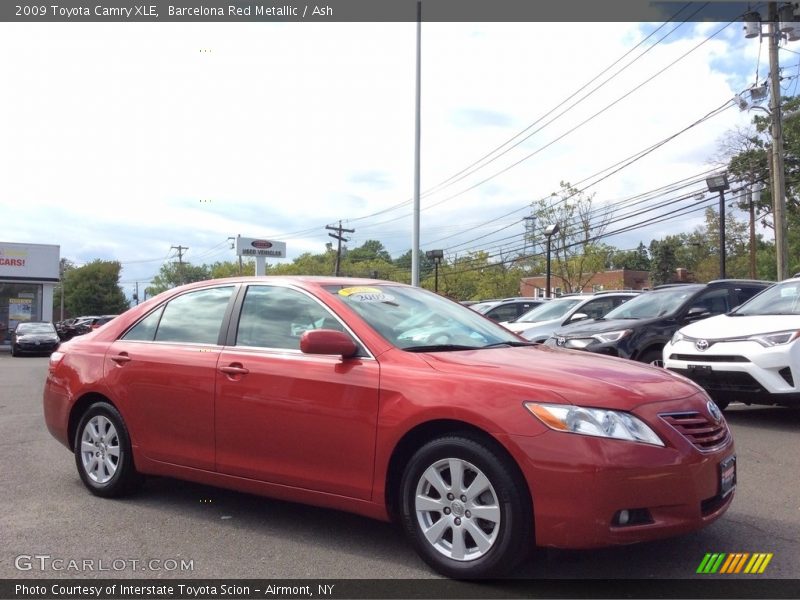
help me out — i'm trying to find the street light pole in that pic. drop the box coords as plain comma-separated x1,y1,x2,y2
543,223,560,298
425,249,444,293
706,174,730,279
718,189,727,279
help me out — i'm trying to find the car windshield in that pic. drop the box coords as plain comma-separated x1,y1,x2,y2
325,285,524,350
515,298,583,323
731,281,800,315
604,287,699,319
16,323,55,334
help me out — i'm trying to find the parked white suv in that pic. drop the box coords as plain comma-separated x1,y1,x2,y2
663,277,800,409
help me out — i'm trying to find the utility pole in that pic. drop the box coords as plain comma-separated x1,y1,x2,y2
326,222,354,277
749,185,757,279
411,0,422,287
134,282,140,306
171,245,188,284
768,1,789,280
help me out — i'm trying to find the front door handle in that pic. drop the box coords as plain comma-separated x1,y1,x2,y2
219,365,250,376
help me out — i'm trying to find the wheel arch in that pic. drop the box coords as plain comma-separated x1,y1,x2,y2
636,343,666,363
68,392,120,450
384,419,532,525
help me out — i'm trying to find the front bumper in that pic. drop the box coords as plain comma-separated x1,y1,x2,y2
664,339,800,406
14,341,60,354
503,395,735,549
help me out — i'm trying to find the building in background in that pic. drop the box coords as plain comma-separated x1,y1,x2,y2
520,269,650,298
0,242,60,347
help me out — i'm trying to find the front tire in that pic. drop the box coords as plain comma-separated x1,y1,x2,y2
640,349,664,368
399,435,531,579
74,402,142,497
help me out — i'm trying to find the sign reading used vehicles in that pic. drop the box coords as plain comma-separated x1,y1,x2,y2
235,237,286,258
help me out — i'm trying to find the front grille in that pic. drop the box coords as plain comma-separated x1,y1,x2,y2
779,367,795,387
671,369,766,394
660,411,729,451
669,354,750,363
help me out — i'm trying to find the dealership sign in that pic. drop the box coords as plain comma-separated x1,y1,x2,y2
0,243,60,280
235,237,286,258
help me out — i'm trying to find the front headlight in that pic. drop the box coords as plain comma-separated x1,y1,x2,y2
747,330,800,347
524,402,664,446
591,329,631,344
671,330,685,345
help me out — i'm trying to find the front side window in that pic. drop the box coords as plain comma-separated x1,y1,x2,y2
236,285,346,350
689,288,731,316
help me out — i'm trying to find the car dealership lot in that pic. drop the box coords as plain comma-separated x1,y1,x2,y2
1,354,798,580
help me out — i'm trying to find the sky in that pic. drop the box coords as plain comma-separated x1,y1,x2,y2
2,9,797,298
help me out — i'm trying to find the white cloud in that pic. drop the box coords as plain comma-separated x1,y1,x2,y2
0,19,773,292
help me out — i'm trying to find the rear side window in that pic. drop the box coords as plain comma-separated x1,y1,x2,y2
485,304,519,323
122,307,164,341
123,286,234,344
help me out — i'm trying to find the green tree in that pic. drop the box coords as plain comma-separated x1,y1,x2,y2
208,259,255,278
649,237,680,286
724,95,800,275
609,242,651,271
526,181,614,293
53,258,76,319
146,262,210,297
63,260,129,316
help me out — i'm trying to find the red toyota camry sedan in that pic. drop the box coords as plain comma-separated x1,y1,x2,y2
43,277,736,578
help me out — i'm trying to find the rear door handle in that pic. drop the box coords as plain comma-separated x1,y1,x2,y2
110,353,131,364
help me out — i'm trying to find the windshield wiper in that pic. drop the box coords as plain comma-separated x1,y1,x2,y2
481,341,537,348
403,344,481,352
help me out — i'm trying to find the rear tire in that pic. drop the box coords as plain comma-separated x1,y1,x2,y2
74,402,142,497
399,434,532,579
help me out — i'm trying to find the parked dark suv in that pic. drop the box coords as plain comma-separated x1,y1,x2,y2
544,279,772,365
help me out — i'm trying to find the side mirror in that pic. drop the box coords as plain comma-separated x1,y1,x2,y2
300,329,358,358
685,306,710,322
569,312,589,323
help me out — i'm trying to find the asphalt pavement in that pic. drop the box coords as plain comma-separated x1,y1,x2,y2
1,353,798,584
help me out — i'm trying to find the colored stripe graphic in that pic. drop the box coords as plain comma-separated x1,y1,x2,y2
698,553,772,574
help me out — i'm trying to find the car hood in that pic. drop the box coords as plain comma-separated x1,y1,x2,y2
678,313,800,339
552,318,655,338
418,345,698,409
505,318,562,336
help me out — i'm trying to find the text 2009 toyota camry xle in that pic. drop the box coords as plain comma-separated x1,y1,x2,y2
44,277,736,578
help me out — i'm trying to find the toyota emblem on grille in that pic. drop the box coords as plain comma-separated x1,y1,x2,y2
707,400,722,422
556,337,566,347
695,339,709,351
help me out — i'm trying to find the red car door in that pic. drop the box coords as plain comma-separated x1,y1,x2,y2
104,285,236,470
214,285,380,500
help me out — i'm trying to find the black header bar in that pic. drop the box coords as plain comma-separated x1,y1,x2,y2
1,1,788,23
